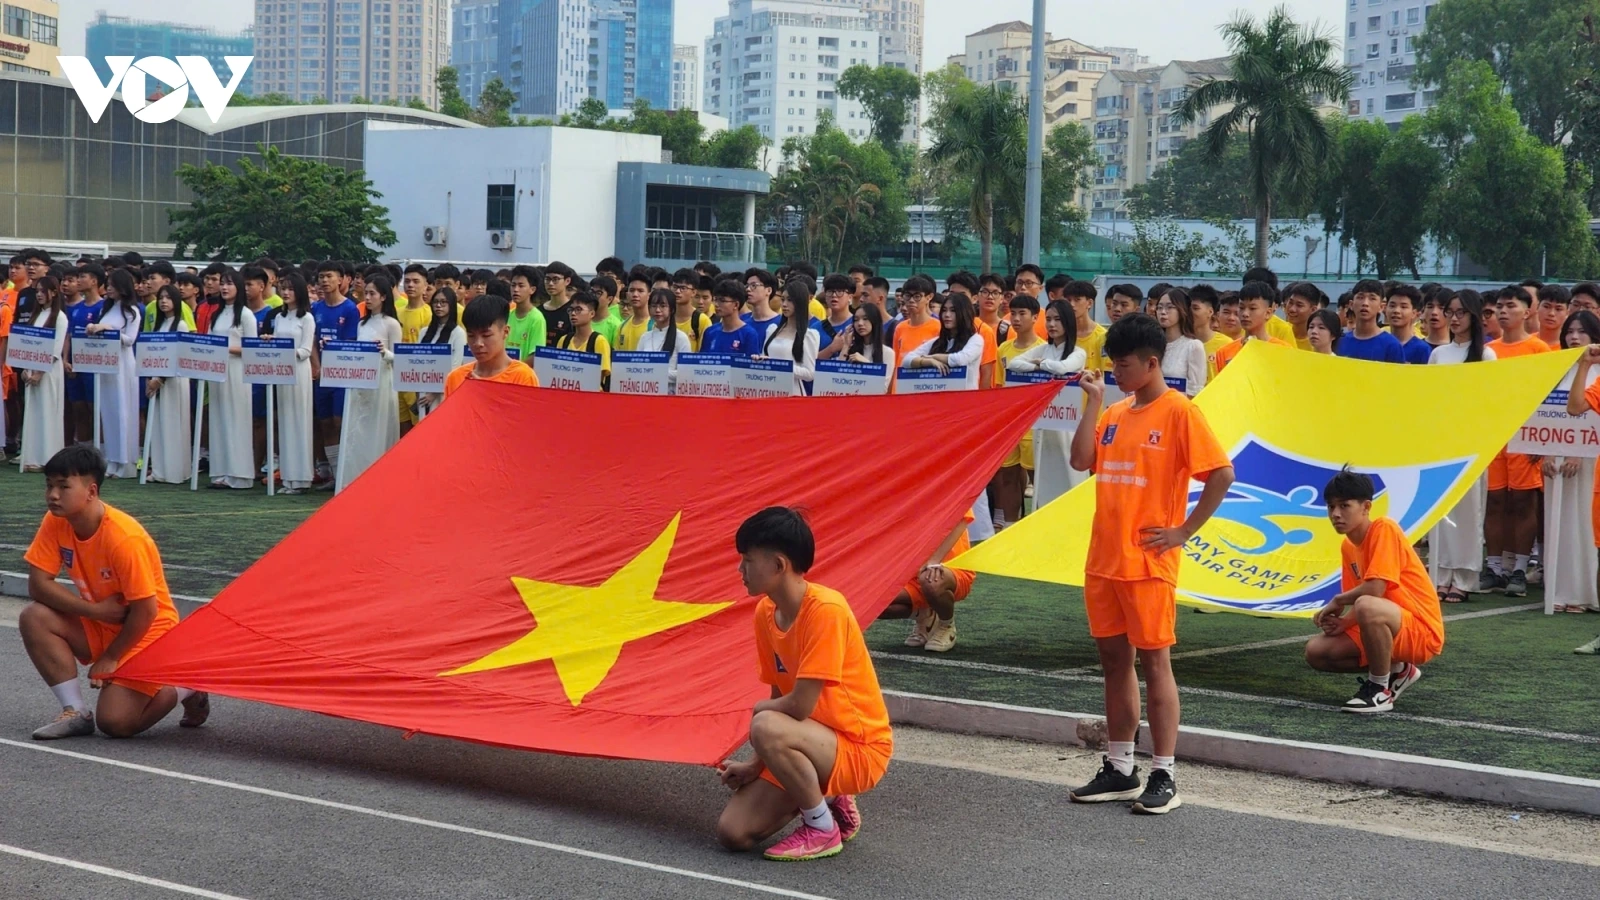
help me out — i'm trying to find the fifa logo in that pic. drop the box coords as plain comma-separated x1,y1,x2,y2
59,56,253,124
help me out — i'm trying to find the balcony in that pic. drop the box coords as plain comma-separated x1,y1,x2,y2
646,229,767,265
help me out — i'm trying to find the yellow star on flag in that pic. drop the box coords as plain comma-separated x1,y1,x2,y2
439,513,733,706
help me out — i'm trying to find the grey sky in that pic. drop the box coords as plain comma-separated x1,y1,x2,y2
63,1,1343,71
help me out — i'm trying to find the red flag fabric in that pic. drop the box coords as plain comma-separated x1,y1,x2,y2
120,382,1060,764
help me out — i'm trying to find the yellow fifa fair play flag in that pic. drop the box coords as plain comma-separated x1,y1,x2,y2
952,341,1581,616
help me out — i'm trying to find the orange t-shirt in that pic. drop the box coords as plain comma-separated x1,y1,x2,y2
1087,388,1231,584
24,504,180,659
0,302,13,399
890,316,941,388
1213,335,1290,373
1487,335,1551,360
974,319,999,387
1340,516,1444,645
754,582,893,752
443,359,540,397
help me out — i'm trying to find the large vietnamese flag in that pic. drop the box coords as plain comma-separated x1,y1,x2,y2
120,382,1061,765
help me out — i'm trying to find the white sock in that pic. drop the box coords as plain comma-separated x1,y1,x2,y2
50,680,84,712
175,687,196,701
1369,672,1391,687
1108,740,1136,776
1502,551,1516,573
1153,755,1175,775
1488,556,1504,576
1391,661,1407,675
800,801,836,832
1514,554,1530,573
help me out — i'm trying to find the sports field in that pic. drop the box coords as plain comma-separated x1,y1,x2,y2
5,464,1598,779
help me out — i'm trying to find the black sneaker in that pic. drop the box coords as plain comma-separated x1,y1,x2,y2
1505,570,1528,597
1473,566,1499,594
1132,768,1181,814
1341,679,1395,714
1069,758,1143,803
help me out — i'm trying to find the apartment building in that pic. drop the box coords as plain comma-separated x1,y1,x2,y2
254,0,449,106
945,22,1121,126
1344,0,1439,125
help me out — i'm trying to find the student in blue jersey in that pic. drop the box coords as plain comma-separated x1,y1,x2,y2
760,280,821,396
1384,284,1432,364
1336,280,1405,363
816,274,857,360
701,278,764,356
310,272,361,487
743,267,782,339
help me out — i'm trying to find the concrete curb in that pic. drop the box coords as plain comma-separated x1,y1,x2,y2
886,690,1600,817
2,570,211,605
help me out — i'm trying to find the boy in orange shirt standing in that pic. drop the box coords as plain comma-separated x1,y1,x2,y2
1213,281,1290,373
718,508,893,861
1068,314,1234,814
443,295,540,398
1479,285,1550,595
20,446,209,739
1304,469,1442,713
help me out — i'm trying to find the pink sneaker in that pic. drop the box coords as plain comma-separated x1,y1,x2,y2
763,822,843,861
829,796,861,843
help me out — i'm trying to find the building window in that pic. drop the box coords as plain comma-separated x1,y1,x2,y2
1366,16,1380,30
1348,21,1356,38
3,6,25,38
486,184,515,230
1366,43,1380,59
1385,92,1416,111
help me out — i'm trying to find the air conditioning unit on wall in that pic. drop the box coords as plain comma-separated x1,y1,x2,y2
489,229,515,250
422,225,447,246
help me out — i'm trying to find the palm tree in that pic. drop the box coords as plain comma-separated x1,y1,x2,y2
1174,5,1352,268
925,84,1028,274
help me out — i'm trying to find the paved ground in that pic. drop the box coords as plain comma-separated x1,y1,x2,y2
2,598,1599,899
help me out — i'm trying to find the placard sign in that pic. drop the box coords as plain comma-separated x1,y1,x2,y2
6,323,57,373
319,340,382,390
242,338,298,386
392,343,454,392
1509,371,1600,458
178,333,228,383
70,328,120,374
1005,370,1082,431
1104,373,1187,404
533,347,603,392
731,357,793,398
813,359,889,396
136,332,182,378
612,351,671,396
894,366,967,394
675,352,732,398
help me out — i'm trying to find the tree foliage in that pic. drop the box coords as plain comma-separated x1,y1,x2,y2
474,77,518,127
435,66,473,120
837,64,922,149
1117,218,1210,275
1314,117,1443,279
1174,6,1352,267
168,145,396,263
766,112,908,271
1127,131,1318,220
548,98,767,170
924,76,1027,273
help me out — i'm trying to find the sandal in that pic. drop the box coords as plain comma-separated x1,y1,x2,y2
1566,605,1589,614
1442,589,1467,604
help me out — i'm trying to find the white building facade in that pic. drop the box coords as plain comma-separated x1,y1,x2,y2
703,0,880,152
253,0,449,106
1344,0,1439,126
672,43,699,110
946,22,1117,127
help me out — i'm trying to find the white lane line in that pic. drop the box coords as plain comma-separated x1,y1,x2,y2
870,651,1600,745
0,738,836,900
1045,601,1545,674
0,570,212,605
0,842,250,899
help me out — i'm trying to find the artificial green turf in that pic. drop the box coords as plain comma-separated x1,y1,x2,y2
6,464,1598,777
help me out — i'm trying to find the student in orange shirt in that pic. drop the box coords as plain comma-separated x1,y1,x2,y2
889,274,941,389
1536,284,1570,349
443,295,540,398
876,512,977,652
718,508,892,862
1213,281,1290,373
1067,314,1234,815
1481,285,1551,595
19,446,210,739
1305,469,1442,713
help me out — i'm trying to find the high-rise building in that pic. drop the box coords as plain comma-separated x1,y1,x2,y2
672,44,698,110
1344,0,1438,126
84,13,254,97
450,0,498,106
848,0,921,141
0,0,60,77
254,0,449,107
494,0,671,117
945,22,1117,127
703,0,880,157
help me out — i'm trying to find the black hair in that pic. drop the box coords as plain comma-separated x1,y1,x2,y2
404,262,431,280
734,507,816,573
1283,281,1319,305
174,272,201,290
151,284,184,332
712,277,746,307
568,290,599,314
462,294,511,330
433,263,462,283
591,274,618,298
822,273,855,294
1009,293,1040,314
1324,467,1376,505
745,267,779,293
277,272,312,319
946,271,980,294
1242,266,1279,290
1015,263,1044,284
1498,284,1529,306
422,286,460,343
29,275,63,328
901,274,936,297
241,264,268,288
1386,283,1421,308
146,260,176,281
694,260,722,278
1353,278,1385,297
44,444,108,487
788,260,819,281
1045,273,1071,295
672,267,699,286
1560,310,1600,350
469,269,493,287
1446,289,1488,363
596,256,627,280
865,275,890,293
1308,308,1342,352
316,259,343,275
766,280,813,364
363,274,399,322
1109,283,1145,303
100,267,141,323
1540,284,1572,307
485,279,512,301
647,288,679,354
23,247,52,265
1043,299,1078,360
1520,278,1545,291
1238,280,1278,307
1103,312,1167,363
847,302,886,362
1188,283,1220,313
931,292,977,356
1159,287,1194,337
847,264,875,278
1573,282,1600,304
978,272,1007,292
1064,280,1097,301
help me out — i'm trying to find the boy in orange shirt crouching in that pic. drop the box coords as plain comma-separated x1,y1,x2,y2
876,511,976,653
1304,468,1443,713
1067,314,1234,815
718,507,893,861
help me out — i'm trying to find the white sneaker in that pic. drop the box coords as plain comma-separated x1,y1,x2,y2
924,618,958,652
905,607,935,647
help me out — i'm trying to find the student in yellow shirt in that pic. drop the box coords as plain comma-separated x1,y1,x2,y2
672,268,713,350
1282,282,1319,351
557,291,613,391
395,264,436,433
1188,284,1231,380
616,271,653,351
992,294,1045,529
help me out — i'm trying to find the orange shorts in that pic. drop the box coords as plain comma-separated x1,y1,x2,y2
1488,449,1542,491
77,618,165,697
1592,487,1600,548
760,736,892,797
905,568,975,608
1343,606,1442,667
1084,575,1177,650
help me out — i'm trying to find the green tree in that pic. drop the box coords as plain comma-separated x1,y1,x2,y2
1422,60,1600,279
1174,6,1352,267
436,66,472,120
837,64,922,149
701,125,768,170
474,77,517,127
1125,131,1314,220
925,81,1027,273
1117,217,1209,275
1315,118,1442,279
168,145,396,262
767,112,908,269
